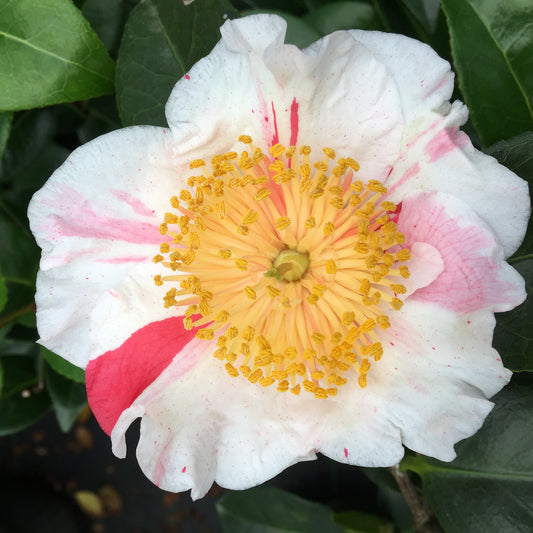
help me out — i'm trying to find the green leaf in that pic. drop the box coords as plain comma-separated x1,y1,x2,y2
398,0,440,33
485,132,533,259
304,1,384,34
333,510,393,533
0,0,115,111
45,364,87,432
493,259,533,371
0,269,7,314
0,356,51,435
116,0,238,127
242,9,321,48
42,348,85,384
440,0,533,146
217,486,344,532
0,112,13,162
402,380,533,533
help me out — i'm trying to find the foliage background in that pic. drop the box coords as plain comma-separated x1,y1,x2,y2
0,0,532,531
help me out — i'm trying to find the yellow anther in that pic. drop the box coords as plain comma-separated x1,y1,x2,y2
235,258,248,270
270,143,286,158
159,223,168,235
396,249,411,262
244,286,256,300
367,179,387,193
305,217,316,229
189,159,205,169
253,188,271,202
323,147,336,159
266,285,281,298
153,275,163,286
239,135,253,144
275,216,291,231
242,326,255,341
358,374,367,388
331,332,343,344
323,222,335,236
215,310,229,323
345,157,360,171
390,298,403,310
351,180,364,193
164,213,178,224
311,332,325,344
170,196,180,208
224,151,237,160
359,278,371,296
237,225,249,236
307,293,319,305
376,315,391,329
390,283,407,294
242,209,259,225
215,201,226,218
299,163,311,179
225,362,239,377
290,384,301,395
299,146,311,156
342,312,355,325
303,380,317,393
196,328,214,340
381,201,397,212
330,197,345,210
399,266,411,278
325,259,337,274
260,376,275,387
153,254,164,263
240,365,251,377
218,248,232,259
248,369,263,383
159,242,170,254
269,160,285,173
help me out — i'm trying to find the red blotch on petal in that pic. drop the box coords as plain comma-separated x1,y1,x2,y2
86,317,198,435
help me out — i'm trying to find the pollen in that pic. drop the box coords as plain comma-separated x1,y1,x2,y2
154,135,411,399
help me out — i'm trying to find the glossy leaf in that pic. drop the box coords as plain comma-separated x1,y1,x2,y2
402,380,533,533
116,0,238,127
303,1,383,34
45,364,87,432
485,132,533,259
217,486,343,532
0,269,7,314
0,356,51,435
0,0,115,111
440,0,533,145
333,510,393,533
399,0,440,33
42,348,85,384
0,112,13,162
493,259,533,372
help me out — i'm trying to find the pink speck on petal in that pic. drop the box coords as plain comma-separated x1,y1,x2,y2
181,466,187,473
344,448,348,458
271,102,279,146
185,74,190,80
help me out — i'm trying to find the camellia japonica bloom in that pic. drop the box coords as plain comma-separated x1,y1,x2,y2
29,15,529,499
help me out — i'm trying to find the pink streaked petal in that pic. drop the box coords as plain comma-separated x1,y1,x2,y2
385,102,530,257
86,317,200,436
398,191,526,313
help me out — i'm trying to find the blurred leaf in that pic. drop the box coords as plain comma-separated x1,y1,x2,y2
232,0,307,15
0,269,7,314
43,348,85,384
82,0,130,57
45,364,87,432
0,356,50,435
333,510,393,533
0,0,115,111
493,259,533,372
304,1,383,34
0,112,13,162
485,132,533,259
217,486,343,532
371,0,419,37
77,95,122,143
403,380,533,533
242,9,321,47
398,0,440,33
440,0,533,146
116,0,238,127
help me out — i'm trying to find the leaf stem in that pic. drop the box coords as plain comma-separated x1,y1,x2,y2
0,302,35,328
390,464,443,533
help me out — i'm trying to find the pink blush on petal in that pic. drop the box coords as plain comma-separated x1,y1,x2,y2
86,317,199,436
110,189,156,218
398,193,514,313
425,127,469,163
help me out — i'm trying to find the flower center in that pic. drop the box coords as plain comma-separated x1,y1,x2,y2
153,136,411,399
267,249,310,282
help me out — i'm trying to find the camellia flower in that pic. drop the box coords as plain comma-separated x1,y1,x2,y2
29,15,528,499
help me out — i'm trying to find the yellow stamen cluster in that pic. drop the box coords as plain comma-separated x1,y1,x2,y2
153,136,411,399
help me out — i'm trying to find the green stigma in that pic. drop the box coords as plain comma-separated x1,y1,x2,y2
265,249,310,282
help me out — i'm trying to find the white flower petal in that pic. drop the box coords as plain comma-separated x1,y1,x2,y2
165,15,404,181
29,126,184,367
373,300,511,460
